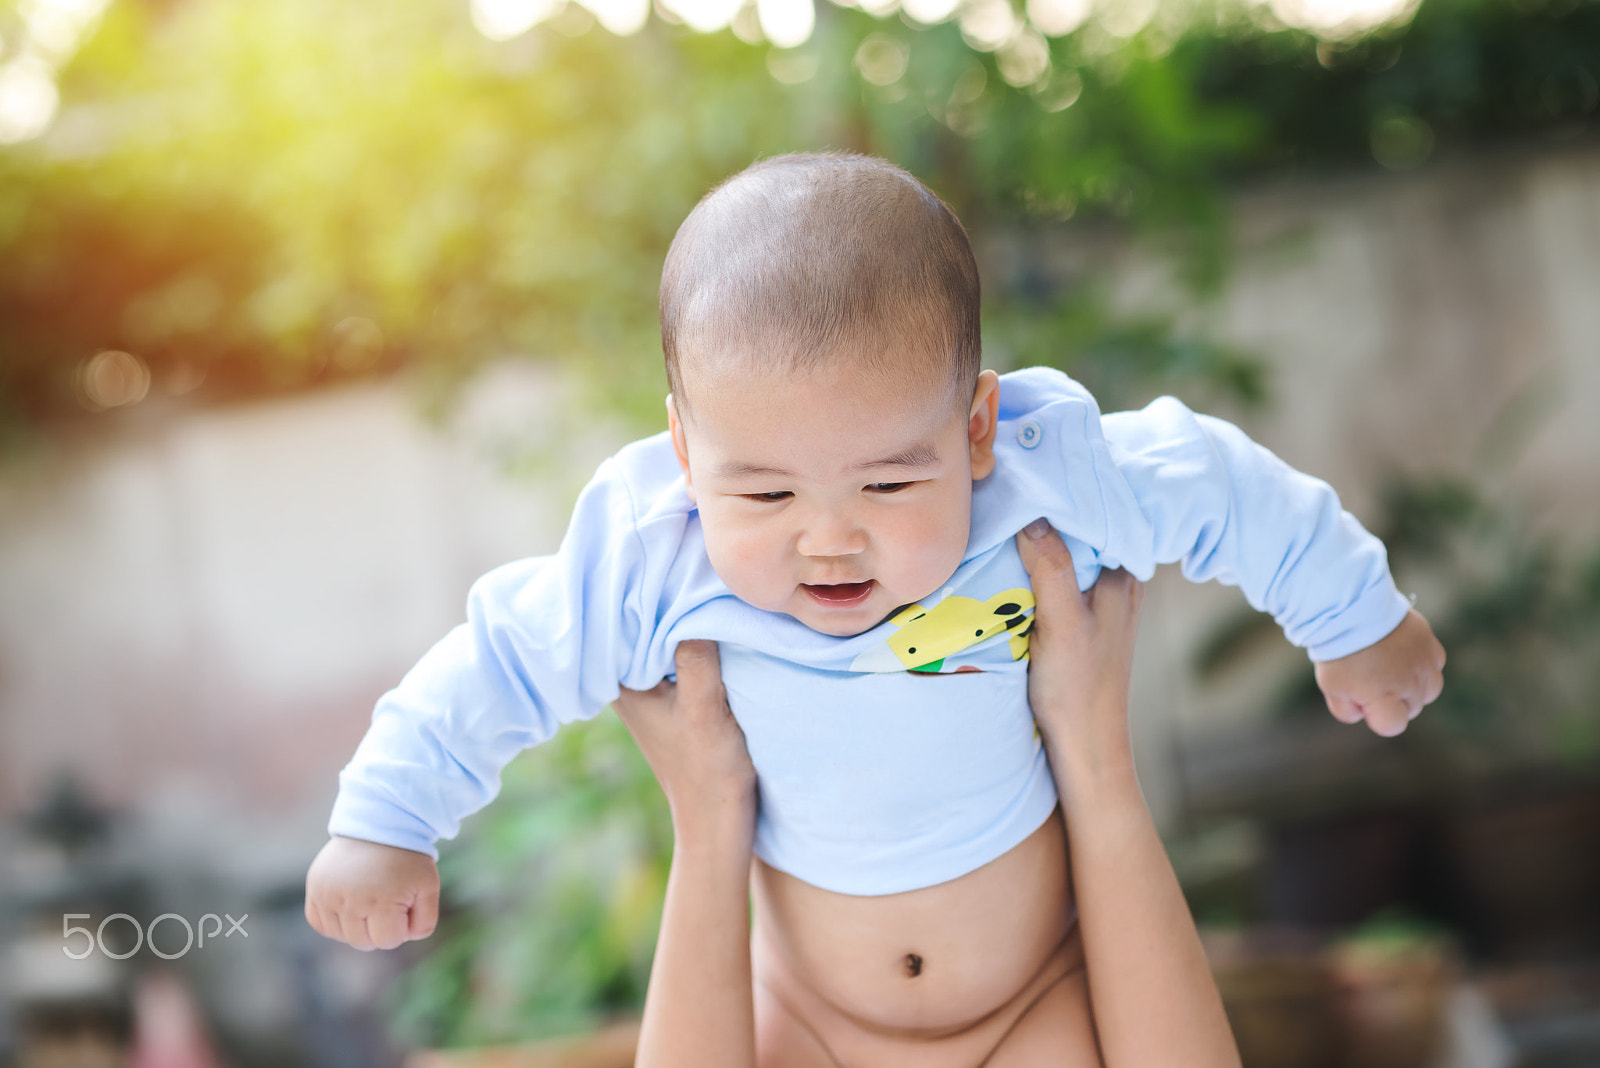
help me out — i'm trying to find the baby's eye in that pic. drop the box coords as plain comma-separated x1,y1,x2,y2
743,491,792,502
867,481,913,493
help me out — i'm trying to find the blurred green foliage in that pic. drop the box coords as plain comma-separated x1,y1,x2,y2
1200,470,1600,771
4,0,1596,439
385,709,672,1046
1375,475,1600,766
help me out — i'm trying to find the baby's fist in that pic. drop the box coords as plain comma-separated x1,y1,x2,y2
1314,609,1445,737
305,836,440,951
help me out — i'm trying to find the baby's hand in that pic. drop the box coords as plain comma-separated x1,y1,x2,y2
305,836,440,951
1314,608,1445,737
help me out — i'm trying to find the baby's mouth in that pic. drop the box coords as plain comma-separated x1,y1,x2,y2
803,581,876,607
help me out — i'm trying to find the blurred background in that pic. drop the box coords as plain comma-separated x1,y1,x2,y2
0,0,1597,1063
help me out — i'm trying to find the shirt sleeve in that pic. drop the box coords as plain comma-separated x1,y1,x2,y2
327,455,653,857
1101,396,1412,662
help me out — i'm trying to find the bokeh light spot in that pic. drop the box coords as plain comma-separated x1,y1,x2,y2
0,56,59,144
998,25,1050,86
1027,0,1089,36
21,0,112,60
1033,66,1082,110
733,3,765,42
857,0,900,18
1270,0,1419,39
855,33,909,85
1370,108,1434,170
767,48,819,82
580,0,651,36
758,0,815,49
471,0,562,40
77,350,151,412
663,0,743,33
950,62,987,104
903,0,960,26
1099,0,1156,38
944,63,989,136
960,0,1020,51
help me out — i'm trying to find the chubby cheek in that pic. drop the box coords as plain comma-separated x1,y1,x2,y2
877,493,971,599
702,514,791,610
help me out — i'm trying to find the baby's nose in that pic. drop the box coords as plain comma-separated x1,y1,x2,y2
797,512,867,557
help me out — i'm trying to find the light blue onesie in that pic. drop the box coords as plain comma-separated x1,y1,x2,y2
329,368,1410,895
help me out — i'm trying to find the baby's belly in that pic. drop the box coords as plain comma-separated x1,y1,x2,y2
750,807,1078,1035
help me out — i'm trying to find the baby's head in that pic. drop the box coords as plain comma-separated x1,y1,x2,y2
661,153,1001,636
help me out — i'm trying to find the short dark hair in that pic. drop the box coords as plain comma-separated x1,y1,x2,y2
660,152,981,411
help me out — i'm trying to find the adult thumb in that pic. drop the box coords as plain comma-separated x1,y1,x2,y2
672,639,724,704
1016,518,1077,593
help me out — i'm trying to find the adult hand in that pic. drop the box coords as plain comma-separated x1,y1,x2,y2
1015,517,1146,780
614,640,757,841
615,640,759,1067
1014,517,1242,1068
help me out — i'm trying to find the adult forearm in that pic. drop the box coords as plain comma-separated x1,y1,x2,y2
633,812,758,1068
1048,741,1240,1068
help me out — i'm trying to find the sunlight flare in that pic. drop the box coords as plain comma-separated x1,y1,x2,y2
663,0,745,33
471,0,561,39
1270,0,1420,37
0,56,58,144
758,0,816,48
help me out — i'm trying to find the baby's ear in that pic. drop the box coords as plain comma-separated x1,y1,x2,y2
968,370,1001,480
666,394,696,501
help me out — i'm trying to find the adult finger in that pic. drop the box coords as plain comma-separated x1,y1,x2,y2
1015,519,1082,610
612,677,673,726
618,678,674,703
1086,567,1143,623
672,639,724,706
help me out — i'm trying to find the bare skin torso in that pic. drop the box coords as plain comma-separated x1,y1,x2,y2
749,807,1103,1067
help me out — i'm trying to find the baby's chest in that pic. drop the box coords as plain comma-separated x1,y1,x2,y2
718,645,1039,817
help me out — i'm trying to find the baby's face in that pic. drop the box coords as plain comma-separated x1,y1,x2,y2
669,357,999,637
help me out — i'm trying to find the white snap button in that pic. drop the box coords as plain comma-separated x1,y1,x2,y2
1017,420,1042,449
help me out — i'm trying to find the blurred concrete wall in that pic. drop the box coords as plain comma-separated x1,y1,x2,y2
0,364,614,839
1002,145,1600,819
0,145,1597,842
1193,143,1596,691
1220,145,1600,537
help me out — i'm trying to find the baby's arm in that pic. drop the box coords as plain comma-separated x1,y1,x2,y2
310,450,667,948
1017,520,1240,1067
612,642,759,1068
1102,398,1443,734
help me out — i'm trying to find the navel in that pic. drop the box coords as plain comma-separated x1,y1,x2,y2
904,952,923,978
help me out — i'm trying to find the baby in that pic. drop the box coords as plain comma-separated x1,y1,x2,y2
307,153,1444,1057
